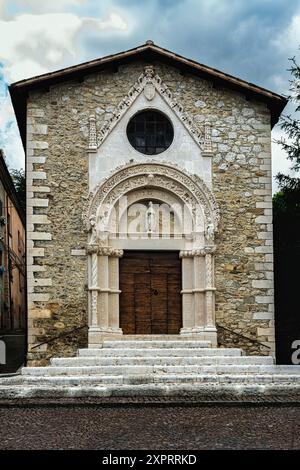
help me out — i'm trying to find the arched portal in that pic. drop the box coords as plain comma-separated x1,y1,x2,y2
84,161,220,346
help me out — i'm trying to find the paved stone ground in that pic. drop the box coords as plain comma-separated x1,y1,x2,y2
0,404,299,450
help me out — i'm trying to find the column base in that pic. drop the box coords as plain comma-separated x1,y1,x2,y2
88,327,123,348
180,327,217,346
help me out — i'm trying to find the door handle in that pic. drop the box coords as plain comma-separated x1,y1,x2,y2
152,289,159,296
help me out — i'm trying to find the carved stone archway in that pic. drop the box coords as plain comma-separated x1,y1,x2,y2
84,161,220,347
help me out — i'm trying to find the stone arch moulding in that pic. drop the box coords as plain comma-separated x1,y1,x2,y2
87,65,212,154
84,161,220,347
83,161,220,236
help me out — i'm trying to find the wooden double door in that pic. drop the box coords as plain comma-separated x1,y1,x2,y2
120,251,182,334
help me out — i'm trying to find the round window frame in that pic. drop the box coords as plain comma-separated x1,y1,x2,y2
126,109,174,156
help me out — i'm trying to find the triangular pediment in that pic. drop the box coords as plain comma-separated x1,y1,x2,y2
88,66,212,153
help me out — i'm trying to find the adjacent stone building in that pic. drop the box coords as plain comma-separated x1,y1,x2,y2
0,150,26,372
0,150,25,332
10,41,286,365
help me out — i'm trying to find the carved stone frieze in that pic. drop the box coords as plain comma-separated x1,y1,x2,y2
180,249,206,258
87,246,123,257
88,115,97,151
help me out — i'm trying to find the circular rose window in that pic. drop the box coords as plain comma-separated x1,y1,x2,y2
126,110,174,155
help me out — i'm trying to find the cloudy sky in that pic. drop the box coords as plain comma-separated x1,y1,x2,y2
0,0,299,191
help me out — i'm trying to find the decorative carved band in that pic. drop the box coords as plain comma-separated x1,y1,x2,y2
203,123,212,154
88,115,97,151
87,245,123,257
204,245,217,255
179,247,217,258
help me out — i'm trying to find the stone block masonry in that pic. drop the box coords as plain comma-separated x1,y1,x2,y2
26,61,275,364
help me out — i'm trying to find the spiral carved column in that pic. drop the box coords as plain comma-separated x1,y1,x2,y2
90,251,98,327
204,246,216,329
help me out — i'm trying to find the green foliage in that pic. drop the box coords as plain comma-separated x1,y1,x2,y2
276,55,300,190
9,168,25,212
273,188,300,217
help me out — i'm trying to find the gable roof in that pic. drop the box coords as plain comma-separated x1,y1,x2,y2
9,40,287,148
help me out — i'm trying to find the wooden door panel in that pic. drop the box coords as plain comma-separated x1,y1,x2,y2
120,251,182,334
134,272,151,334
134,272,151,322
151,273,168,334
167,271,182,333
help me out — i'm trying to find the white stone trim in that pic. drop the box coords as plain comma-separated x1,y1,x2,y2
71,249,87,256
26,107,52,349
28,232,52,241
251,146,275,355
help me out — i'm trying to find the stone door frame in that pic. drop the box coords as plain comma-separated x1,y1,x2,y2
84,161,220,347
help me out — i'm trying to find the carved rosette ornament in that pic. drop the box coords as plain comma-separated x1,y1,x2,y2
87,66,212,153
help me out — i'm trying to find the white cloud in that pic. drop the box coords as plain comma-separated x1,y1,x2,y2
85,12,127,32
0,93,24,169
10,0,86,14
272,13,300,57
0,124,24,170
0,13,83,81
0,12,127,82
271,127,295,194
0,6,127,168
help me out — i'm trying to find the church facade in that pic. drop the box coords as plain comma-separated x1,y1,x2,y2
10,42,286,366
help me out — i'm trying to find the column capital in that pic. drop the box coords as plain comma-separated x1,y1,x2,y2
179,246,216,258
204,245,217,255
98,247,124,257
179,248,206,258
87,244,123,257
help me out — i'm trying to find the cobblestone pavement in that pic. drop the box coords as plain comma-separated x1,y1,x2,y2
0,404,299,450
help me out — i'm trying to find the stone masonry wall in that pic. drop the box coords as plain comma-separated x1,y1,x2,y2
26,61,274,364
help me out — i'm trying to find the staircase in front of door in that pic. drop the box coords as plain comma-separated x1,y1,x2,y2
1,337,300,401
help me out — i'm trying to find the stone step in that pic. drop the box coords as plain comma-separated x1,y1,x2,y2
103,335,212,342
78,348,242,357
3,373,300,387
102,340,212,349
51,355,273,367
21,364,300,377
1,382,300,400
